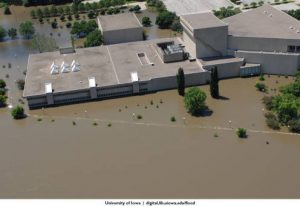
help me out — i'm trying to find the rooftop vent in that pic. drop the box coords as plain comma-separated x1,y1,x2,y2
50,62,59,75
61,61,71,73
45,82,52,94
71,60,80,72
131,72,139,82
88,77,96,88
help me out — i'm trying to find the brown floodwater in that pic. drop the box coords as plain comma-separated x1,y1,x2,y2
1,5,300,199
0,75,300,198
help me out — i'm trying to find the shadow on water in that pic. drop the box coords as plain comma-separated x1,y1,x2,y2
217,95,230,100
193,106,213,117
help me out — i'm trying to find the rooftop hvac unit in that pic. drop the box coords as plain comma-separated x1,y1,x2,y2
50,62,59,75
61,61,71,73
71,60,80,72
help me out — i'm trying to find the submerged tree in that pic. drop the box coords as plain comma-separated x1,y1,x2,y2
19,21,35,39
210,66,219,98
8,28,17,39
176,67,185,96
11,105,25,119
184,87,207,115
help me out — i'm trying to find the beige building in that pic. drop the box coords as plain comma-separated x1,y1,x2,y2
98,13,144,45
24,5,300,108
181,4,300,77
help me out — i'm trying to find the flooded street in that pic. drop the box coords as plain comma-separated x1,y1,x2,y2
0,4,300,199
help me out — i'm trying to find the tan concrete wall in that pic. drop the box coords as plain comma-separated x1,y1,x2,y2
228,36,300,53
235,50,300,75
202,60,244,79
148,71,210,91
194,26,228,58
182,26,197,58
103,27,143,45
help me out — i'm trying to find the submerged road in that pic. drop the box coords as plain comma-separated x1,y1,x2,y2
29,114,300,137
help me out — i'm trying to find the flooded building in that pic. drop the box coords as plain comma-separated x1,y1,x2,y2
24,5,300,108
24,38,209,109
97,13,144,45
181,4,300,76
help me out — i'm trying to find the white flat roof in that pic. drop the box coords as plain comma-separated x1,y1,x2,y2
223,4,300,39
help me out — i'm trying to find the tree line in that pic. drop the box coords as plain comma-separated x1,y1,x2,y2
0,21,35,40
146,0,182,32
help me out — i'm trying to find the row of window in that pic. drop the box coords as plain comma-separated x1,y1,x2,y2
288,45,300,53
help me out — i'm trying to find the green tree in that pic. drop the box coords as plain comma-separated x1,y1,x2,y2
213,7,241,19
36,8,43,19
30,9,36,19
84,30,103,47
11,105,25,119
0,26,7,41
155,10,176,29
176,67,185,96
142,16,151,26
16,79,25,90
43,7,50,17
184,87,207,115
19,21,35,39
0,79,6,88
4,5,11,15
0,95,6,107
7,28,17,39
236,128,247,138
210,66,219,98
50,5,58,16
255,82,267,92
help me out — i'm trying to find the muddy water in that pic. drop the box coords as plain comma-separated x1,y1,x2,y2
1,76,300,198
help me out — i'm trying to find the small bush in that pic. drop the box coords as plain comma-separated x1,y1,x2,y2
255,82,267,92
259,74,265,81
11,105,25,119
137,114,143,119
51,21,58,29
0,95,7,107
262,96,274,110
236,128,247,138
93,122,98,126
288,119,300,133
66,22,72,28
16,79,25,90
265,112,280,130
107,122,112,127
170,116,176,122
0,79,6,89
72,121,76,126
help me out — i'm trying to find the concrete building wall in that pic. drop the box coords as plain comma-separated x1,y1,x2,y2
103,27,143,45
148,71,210,91
235,50,300,75
194,26,228,58
202,60,244,79
27,96,47,108
182,27,197,58
228,36,300,52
